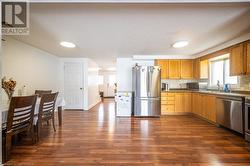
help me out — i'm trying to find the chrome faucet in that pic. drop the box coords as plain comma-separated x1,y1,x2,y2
217,80,221,92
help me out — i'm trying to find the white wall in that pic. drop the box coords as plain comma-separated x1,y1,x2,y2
87,59,101,109
2,37,63,101
116,58,154,92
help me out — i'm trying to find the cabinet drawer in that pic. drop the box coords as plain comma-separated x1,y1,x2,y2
161,104,175,113
161,93,175,97
161,100,175,105
161,96,175,101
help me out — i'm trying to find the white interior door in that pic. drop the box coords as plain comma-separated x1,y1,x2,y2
64,62,84,109
104,75,116,97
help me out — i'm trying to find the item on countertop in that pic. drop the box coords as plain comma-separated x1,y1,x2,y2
224,84,231,93
161,83,169,91
1,77,17,101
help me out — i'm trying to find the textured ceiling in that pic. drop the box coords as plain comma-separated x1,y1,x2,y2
13,3,250,68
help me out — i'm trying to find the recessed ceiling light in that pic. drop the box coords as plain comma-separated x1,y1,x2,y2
60,41,76,48
172,41,189,48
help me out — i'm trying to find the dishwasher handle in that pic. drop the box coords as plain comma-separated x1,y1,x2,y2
217,96,243,102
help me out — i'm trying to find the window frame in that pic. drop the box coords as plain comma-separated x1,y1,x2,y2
209,56,238,87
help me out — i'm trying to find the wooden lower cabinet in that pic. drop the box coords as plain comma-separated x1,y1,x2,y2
161,93,175,114
205,95,216,122
192,93,216,123
174,93,183,112
184,93,192,112
191,92,200,115
161,92,191,114
162,92,217,123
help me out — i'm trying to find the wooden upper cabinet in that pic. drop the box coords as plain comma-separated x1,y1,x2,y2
193,59,200,79
181,60,193,79
155,60,169,79
246,41,250,75
169,60,181,79
230,44,245,76
200,59,209,79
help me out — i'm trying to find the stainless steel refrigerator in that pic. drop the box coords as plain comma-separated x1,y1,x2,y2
132,65,161,117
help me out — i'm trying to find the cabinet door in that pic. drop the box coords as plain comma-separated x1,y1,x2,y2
155,60,169,79
192,93,200,115
192,93,196,114
184,93,191,112
200,60,209,79
199,94,216,122
169,60,181,79
193,59,200,79
246,42,250,75
230,44,245,76
206,95,216,123
181,60,193,79
175,93,184,112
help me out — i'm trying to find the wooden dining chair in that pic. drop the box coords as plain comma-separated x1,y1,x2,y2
35,92,58,141
35,90,52,97
2,95,37,162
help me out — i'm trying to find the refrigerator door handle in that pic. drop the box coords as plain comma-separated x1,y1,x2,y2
147,68,150,97
147,67,152,97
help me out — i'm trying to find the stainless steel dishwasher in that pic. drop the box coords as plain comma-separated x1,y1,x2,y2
245,97,250,142
216,96,244,134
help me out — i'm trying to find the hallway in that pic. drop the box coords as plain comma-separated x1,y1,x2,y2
7,99,250,165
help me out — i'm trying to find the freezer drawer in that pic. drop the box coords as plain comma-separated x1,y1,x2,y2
134,98,161,117
216,97,243,134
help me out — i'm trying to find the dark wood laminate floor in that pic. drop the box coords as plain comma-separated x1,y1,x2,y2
6,99,250,165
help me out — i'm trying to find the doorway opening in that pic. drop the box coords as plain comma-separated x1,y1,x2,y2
98,69,117,100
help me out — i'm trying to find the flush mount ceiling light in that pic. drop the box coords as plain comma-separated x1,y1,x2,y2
60,41,76,48
172,41,189,48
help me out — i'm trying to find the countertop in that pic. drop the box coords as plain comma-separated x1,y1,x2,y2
161,89,250,98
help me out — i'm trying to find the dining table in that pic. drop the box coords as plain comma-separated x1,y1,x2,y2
0,96,66,127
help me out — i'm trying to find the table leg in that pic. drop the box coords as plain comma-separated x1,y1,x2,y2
58,106,63,126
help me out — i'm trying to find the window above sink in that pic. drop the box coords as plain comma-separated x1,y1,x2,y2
209,53,238,87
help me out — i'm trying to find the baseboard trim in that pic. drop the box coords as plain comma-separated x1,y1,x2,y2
190,113,217,125
87,99,102,110
161,112,217,125
103,97,115,98
161,112,191,115
64,109,84,111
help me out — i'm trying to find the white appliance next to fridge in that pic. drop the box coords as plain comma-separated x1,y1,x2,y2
115,91,133,117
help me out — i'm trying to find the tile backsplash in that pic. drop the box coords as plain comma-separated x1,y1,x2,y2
161,76,250,91
238,76,250,90
161,79,198,89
